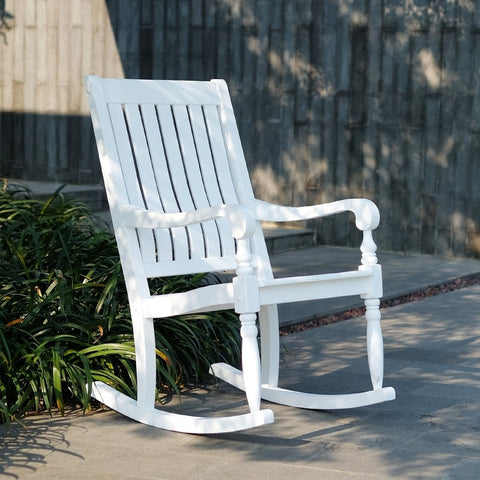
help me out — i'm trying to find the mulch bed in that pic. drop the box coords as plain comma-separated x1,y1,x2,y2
279,273,480,336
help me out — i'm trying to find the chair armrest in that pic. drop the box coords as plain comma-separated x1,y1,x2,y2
246,198,380,231
117,203,256,239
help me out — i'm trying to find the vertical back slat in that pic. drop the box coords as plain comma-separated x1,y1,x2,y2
188,105,225,206
156,104,204,260
173,105,222,258
140,104,189,262
212,81,255,202
108,103,156,263
203,104,241,257
190,104,237,257
124,104,173,263
202,104,239,204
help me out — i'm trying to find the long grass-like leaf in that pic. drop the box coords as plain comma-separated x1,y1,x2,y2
52,348,64,415
0,184,240,423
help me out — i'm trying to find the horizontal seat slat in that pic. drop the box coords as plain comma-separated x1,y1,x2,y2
143,256,238,278
142,283,235,318
259,270,374,305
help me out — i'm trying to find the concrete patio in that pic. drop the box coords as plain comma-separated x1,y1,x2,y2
1,247,480,479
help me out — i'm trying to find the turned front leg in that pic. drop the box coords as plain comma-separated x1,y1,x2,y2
360,229,384,391
365,298,384,390
234,237,261,412
239,312,261,412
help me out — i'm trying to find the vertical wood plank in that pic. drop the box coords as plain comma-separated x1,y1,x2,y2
321,0,337,204
152,0,165,78
164,1,178,78
204,0,216,79
177,1,189,79
215,0,229,79
406,128,423,252
228,0,242,88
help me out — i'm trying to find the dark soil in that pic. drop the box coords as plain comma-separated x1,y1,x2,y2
279,273,480,336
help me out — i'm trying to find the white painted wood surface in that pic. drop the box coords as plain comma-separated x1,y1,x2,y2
86,75,395,434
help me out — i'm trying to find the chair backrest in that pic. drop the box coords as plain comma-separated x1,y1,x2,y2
86,77,271,279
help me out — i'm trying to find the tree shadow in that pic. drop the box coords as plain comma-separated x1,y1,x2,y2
0,415,84,479
102,0,480,258
0,0,13,44
180,290,480,477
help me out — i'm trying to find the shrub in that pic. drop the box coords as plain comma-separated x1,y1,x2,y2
0,183,240,423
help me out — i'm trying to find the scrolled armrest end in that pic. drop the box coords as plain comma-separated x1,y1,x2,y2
348,199,380,231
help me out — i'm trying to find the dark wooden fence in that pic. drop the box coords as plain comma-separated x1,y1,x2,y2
1,0,480,257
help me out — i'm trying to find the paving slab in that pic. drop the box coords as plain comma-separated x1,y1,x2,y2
2,283,480,479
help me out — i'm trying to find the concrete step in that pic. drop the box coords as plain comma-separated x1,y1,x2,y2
5,179,107,212
262,223,315,254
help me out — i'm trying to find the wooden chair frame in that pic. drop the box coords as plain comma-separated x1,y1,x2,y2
85,75,395,434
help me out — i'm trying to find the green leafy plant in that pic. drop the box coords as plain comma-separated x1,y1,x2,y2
0,183,240,423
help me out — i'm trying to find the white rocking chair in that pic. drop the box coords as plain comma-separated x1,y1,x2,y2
85,76,395,434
